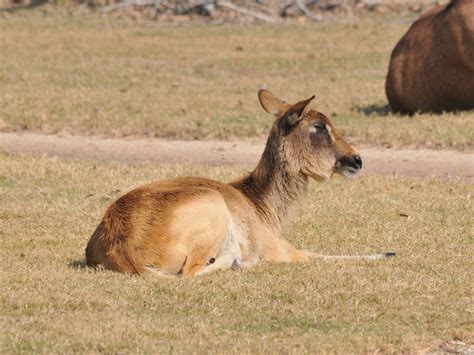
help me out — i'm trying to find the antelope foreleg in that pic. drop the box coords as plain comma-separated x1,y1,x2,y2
303,250,396,261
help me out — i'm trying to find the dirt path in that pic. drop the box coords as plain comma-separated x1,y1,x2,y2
1,132,473,182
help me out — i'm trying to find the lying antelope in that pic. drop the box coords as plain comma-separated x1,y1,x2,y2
86,90,395,277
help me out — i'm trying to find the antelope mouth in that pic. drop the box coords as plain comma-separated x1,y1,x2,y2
335,155,363,178
340,166,360,178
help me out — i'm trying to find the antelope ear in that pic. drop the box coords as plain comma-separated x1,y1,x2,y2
284,95,315,126
258,89,289,115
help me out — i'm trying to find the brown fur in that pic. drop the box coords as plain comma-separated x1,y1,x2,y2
85,90,365,277
386,0,474,113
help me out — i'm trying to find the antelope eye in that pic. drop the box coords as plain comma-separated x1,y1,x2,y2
314,123,327,131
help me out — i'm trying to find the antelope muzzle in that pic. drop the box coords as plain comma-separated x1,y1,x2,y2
335,154,363,178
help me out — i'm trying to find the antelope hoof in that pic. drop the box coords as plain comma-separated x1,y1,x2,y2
231,259,242,270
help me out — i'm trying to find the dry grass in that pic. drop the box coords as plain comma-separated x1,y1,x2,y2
1,151,473,353
0,11,473,149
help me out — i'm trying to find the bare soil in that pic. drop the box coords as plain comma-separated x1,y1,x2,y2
1,132,473,182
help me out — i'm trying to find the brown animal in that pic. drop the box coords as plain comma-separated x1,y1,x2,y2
86,90,394,277
386,0,474,113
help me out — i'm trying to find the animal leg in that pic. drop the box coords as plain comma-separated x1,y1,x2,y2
303,250,396,261
194,253,238,276
264,237,397,263
180,247,211,277
263,238,311,263
179,238,239,277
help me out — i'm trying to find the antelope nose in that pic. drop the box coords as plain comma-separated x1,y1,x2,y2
353,155,362,169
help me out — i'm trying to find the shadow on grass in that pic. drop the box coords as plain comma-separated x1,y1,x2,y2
70,259,87,269
354,103,392,116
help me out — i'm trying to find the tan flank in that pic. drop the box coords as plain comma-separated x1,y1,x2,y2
386,0,474,114
86,90,392,277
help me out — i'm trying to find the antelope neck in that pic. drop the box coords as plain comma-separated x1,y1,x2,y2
231,137,309,232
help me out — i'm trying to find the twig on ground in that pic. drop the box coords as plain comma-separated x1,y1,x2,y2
173,0,215,16
217,1,278,23
295,0,322,21
152,0,165,20
102,0,159,13
102,0,134,13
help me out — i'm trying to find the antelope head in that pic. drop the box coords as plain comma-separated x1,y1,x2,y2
258,89,362,181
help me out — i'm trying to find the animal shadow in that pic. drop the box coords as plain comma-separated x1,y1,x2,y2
69,259,87,269
354,103,392,116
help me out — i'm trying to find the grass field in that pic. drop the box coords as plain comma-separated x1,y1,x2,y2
1,6,473,353
1,151,472,353
1,11,473,149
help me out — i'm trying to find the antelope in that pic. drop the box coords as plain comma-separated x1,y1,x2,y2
85,90,395,277
386,0,474,113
